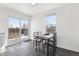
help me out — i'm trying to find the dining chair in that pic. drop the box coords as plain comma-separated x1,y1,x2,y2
42,33,57,56
33,32,43,52
49,33,57,56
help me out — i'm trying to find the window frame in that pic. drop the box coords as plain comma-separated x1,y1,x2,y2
46,14,56,33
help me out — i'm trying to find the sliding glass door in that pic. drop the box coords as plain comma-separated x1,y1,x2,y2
8,17,30,46
21,19,29,41
8,17,20,45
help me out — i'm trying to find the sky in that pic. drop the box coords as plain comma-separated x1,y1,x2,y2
9,15,56,28
47,15,56,25
9,17,29,28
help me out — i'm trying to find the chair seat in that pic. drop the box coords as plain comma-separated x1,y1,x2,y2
37,40,42,43
42,41,56,47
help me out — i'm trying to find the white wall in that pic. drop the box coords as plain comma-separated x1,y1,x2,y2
0,5,30,52
31,14,47,39
57,4,79,52
31,4,79,52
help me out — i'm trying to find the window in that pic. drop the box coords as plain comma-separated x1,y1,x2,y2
8,17,30,45
8,17,20,39
8,17,30,40
21,19,29,38
46,15,56,33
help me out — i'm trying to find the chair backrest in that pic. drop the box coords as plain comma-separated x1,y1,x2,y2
49,32,57,47
33,32,42,36
33,32,39,36
49,32,57,41
53,33,57,40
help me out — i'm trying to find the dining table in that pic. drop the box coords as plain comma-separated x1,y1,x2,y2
34,34,55,56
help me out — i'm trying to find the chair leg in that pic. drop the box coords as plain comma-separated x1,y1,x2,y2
53,46,56,56
33,40,35,48
38,45,40,52
36,39,37,52
42,45,45,54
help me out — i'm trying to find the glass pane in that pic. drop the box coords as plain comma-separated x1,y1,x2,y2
47,15,56,26
21,19,29,38
47,15,56,33
8,17,20,39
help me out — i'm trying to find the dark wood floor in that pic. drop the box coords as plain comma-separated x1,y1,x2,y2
0,40,79,56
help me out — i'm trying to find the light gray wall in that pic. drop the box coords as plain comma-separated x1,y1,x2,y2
57,4,79,52
31,4,79,52
31,14,47,39
0,5,30,52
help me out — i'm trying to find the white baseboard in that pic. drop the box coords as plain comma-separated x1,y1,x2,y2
57,45,79,53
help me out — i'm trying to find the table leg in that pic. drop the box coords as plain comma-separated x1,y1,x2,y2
36,37,37,52
47,39,49,56
53,42,57,56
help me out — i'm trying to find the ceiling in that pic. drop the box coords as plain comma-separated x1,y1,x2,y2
0,3,69,16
